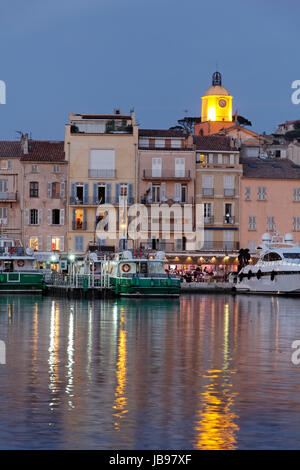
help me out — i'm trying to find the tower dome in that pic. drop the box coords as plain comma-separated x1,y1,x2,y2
201,71,232,122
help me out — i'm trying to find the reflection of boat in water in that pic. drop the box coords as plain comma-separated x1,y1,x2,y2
0,236,45,293
105,250,181,297
236,232,300,295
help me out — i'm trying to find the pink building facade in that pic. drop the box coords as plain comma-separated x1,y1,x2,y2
240,158,300,254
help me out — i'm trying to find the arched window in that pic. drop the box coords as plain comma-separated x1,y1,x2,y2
263,252,282,262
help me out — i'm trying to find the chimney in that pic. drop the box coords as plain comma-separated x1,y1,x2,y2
21,133,29,155
114,108,121,115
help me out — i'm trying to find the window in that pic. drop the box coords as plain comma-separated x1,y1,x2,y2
31,165,38,173
248,216,256,230
224,203,234,224
229,154,235,165
155,139,165,148
0,179,8,193
74,235,84,252
175,158,185,177
89,149,115,178
224,176,235,196
51,237,60,251
152,184,161,203
208,154,214,164
0,160,11,170
52,209,60,225
51,182,60,198
294,188,300,202
262,252,282,262
258,186,266,200
30,209,38,225
152,158,162,177
293,216,300,231
120,184,128,197
202,175,214,196
218,154,223,164
181,184,187,203
204,203,213,223
139,138,149,148
30,182,39,197
245,187,251,200
267,216,275,231
29,237,39,251
0,207,7,224
171,139,181,149
53,165,60,173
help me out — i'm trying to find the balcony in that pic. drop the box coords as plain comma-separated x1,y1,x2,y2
223,216,235,224
201,241,239,251
204,216,214,224
224,189,235,197
202,188,214,197
141,196,194,205
70,197,133,206
88,169,116,179
0,192,17,202
140,241,240,253
142,169,191,180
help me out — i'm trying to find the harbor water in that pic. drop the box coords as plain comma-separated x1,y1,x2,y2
0,293,300,449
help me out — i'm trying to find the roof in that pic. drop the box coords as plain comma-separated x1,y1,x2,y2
203,85,230,96
193,135,236,151
0,141,23,158
21,141,65,162
80,114,132,120
139,129,187,138
241,157,300,179
0,140,65,162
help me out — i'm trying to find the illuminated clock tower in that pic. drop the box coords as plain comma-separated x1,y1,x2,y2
195,72,233,136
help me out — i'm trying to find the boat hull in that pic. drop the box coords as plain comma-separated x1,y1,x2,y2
0,272,45,292
110,277,181,297
235,272,300,294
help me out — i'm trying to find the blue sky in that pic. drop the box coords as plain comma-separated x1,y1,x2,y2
0,0,300,140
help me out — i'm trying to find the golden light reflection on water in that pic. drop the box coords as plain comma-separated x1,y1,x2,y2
48,300,60,409
194,301,239,449
66,306,75,409
113,307,128,431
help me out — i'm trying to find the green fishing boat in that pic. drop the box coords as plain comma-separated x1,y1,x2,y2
0,237,45,293
106,250,181,297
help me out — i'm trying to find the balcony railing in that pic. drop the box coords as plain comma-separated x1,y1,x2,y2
202,188,214,197
88,169,116,179
70,197,134,206
223,216,235,224
204,216,214,224
0,192,17,201
142,169,191,180
140,241,240,253
224,189,235,197
140,197,194,205
201,241,239,251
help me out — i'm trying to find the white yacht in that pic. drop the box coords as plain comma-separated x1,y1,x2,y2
235,232,300,295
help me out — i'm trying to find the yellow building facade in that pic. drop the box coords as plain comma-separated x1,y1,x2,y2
65,111,138,255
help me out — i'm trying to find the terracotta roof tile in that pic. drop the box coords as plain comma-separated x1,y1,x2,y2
193,135,235,151
241,157,300,179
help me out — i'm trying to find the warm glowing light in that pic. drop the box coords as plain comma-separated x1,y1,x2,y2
202,95,233,123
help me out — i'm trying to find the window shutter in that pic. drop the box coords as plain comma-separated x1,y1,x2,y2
106,183,111,204
48,182,52,198
25,209,29,225
174,183,181,202
47,236,51,252
47,209,51,225
83,209,87,230
60,209,64,226
115,182,119,205
71,182,75,204
38,236,42,251
128,183,133,205
161,182,166,202
72,208,76,230
38,209,43,225
60,237,64,252
147,183,152,203
7,160,12,169
83,183,89,205
93,183,98,205
176,238,182,250
60,181,65,198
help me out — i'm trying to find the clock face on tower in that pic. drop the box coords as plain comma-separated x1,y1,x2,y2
218,99,227,108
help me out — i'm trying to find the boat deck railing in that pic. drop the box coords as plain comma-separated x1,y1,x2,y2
48,272,110,289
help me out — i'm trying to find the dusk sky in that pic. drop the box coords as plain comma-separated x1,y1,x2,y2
1,0,300,140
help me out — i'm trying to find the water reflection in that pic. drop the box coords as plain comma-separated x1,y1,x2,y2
0,294,300,449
